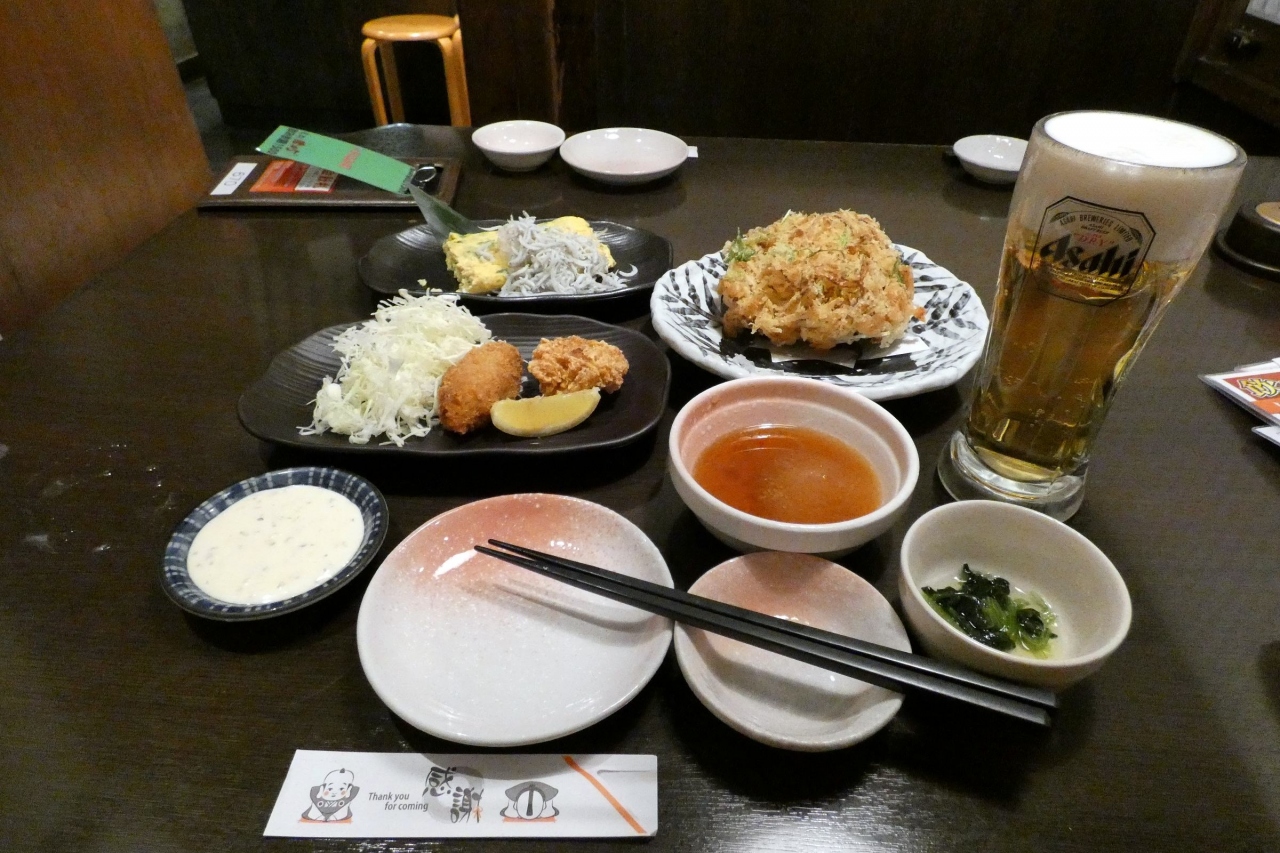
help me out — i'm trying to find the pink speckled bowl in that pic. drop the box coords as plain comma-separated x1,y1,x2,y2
674,552,910,750
669,376,920,556
357,493,672,746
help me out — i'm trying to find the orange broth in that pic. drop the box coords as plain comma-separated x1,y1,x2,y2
691,424,882,524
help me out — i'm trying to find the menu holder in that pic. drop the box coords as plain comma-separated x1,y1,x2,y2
198,155,460,209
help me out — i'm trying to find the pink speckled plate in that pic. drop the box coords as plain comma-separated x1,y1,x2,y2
674,552,909,751
357,494,672,746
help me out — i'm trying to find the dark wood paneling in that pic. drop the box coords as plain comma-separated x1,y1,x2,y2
459,0,558,125
590,0,1214,143
1179,0,1280,129
552,0,598,132
183,0,455,131
181,0,1280,150
0,0,209,334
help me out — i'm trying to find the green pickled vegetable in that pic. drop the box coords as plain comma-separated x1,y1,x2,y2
922,565,1057,657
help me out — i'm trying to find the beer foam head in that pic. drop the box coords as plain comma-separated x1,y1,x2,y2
1044,112,1239,169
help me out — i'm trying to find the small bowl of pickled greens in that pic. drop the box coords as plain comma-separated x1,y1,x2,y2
898,501,1131,690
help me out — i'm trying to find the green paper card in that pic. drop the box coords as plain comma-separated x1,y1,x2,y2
256,126,415,194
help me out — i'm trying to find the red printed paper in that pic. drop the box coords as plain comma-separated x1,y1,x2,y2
250,159,338,193
1202,362,1280,425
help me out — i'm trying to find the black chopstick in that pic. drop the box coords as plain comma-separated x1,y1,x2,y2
476,540,1054,727
489,538,1056,711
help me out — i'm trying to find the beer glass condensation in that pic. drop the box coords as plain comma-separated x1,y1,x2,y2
939,112,1245,520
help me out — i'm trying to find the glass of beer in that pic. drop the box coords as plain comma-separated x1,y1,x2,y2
939,111,1245,520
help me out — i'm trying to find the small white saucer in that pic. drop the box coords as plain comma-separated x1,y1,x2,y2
953,134,1027,184
674,552,909,751
357,493,673,746
559,127,688,185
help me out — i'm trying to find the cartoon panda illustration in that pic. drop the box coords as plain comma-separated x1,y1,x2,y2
301,768,359,822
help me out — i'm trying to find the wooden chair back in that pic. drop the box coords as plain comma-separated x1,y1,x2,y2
0,0,210,335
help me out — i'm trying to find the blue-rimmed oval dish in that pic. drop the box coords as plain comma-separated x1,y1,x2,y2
162,467,389,621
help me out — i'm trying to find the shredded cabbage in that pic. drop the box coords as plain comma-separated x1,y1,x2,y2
299,290,490,445
495,214,636,296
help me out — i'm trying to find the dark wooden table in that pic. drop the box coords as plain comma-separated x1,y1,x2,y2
3,127,1279,851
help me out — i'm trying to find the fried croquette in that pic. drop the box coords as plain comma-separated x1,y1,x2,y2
719,210,916,350
528,336,629,395
436,341,525,434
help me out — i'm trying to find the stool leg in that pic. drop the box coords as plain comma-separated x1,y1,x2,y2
438,29,471,127
379,42,406,123
361,38,389,126
452,28,471,126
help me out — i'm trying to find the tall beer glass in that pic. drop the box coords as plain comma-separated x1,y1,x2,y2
939,111,1245,519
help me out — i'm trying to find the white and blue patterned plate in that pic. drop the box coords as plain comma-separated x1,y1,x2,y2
162,467,389,621
650,245,989,400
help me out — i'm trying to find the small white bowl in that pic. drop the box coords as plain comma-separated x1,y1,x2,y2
952,134,1027,184
674,552,910,751
668,376,919,557
471,120,565,172
559,127,688,185
898,501,1131,690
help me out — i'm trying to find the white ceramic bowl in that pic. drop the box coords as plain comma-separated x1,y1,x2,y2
952,134,1027,184
675,552,910,751
559,127,688,185
471,120,565,172
668,376,920,557
898,501,1131,690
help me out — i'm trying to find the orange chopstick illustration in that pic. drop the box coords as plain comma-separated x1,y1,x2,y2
562,755,646,835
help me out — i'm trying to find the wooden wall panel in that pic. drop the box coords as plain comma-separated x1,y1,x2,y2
0,0,210,334
171,0,1277,156
590,0,1209,143
183,0,455,131
587,0,1280,151
460,0,558,125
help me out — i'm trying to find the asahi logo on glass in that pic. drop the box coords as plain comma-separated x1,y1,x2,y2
1032,197,1155,302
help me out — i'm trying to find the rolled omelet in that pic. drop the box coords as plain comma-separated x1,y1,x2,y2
443,216,615,294
443,231,508,294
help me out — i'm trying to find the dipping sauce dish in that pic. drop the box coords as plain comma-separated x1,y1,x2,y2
162,467,388,621
185,484,364,604
668,376,919,556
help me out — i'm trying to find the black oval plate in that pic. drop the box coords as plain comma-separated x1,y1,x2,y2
237,314,671,457
357,219,673,311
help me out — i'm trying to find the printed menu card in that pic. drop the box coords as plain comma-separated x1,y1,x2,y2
1201,358,1280,426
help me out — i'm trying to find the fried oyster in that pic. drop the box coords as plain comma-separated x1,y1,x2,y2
528,336,629,396
718,210,915,350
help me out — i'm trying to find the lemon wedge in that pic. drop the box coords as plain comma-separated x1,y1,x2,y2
490,388,601,437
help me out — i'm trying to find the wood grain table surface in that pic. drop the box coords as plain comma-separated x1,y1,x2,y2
2,126,1278,851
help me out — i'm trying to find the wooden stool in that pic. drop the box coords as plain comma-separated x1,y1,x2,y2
361,14,471,127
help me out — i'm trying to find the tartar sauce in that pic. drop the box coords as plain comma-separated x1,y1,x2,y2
187,485,364,605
